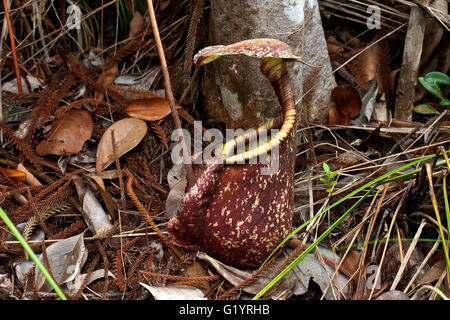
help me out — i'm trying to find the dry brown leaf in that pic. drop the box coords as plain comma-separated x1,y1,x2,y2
182,261,210,290
17,163,42,186
94,63,119,101
340,250,360,277
129,11,144,38
0,167,25,181
348,45,379,89
125,97,181,121
417,259,446,285
96,118,147,172
328,105,349,126
327,42,344,55
331,85,362,119
36,109,93,156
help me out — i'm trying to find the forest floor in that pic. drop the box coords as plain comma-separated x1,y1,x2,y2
0,0,449,301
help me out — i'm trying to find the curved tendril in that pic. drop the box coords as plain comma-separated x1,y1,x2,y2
223,57,296,164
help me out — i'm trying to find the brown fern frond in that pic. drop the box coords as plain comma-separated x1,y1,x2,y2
69,68,128,106
149,121,169,150
48,220,86,241
125,174,182,259
108,84,161,100
162,116,175,137
25,71,76,143
0,121,43,170
112,237,140,291
23,185,72,242
182,0,207,86
103,37,151,70
140,270,219,283
12,169,83,220
127,247,153,287
72,253,100,300
54,98,108,116
2,92,41,108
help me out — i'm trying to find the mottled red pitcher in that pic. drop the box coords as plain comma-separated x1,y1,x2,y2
168,39,303,267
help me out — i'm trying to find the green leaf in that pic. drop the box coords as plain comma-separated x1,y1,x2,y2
419,77,445,100
424,72,450,86
322,162,331,175
319,177,327,184
414,104,439,115
326,188,332,193
441,99,450,106
331,180,337,186
329,171,338,180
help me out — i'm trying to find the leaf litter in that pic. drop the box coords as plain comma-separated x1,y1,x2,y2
0,0,449,301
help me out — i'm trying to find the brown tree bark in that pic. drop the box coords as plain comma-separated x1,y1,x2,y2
200,0,334,129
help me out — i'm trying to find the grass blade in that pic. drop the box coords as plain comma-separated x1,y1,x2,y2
0,207,67,300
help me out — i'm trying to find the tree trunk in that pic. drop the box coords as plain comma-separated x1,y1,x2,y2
200,0,334,129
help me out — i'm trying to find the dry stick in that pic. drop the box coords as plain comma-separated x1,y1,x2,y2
404,236,441,294
321,188,383,300
95,239,109,300
390,219,427,290
368,182,413,300
2,0,22,93
72,253,101,300
425,163,450,287
146,0,195,186
111,130,126,212
394,4,427,120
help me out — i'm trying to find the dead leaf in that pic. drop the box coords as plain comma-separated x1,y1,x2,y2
94,63,119,101
159,0,172,10
17,163,42,186
165,164,187,219
417,259,446,285
13,260,35,286
331,85,361,119
182,261,210,290
0,167,26,181
128,11,144,38
348,45,380,90
140,283,206,300
34,233,88,292
0,274,12,296
89,175,118,220
67,269,115,295
340,250,360,277
375,290,409,300
82,188,114,238
36,109,93,156
328,105,349,126
96,118,147,172
197,246,349,300
125,97,181,121
1,75,44,94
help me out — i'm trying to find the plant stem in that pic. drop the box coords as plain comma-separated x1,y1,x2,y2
425,164,450,287
146,0,195,186
2,0,22,93
0,207,67,300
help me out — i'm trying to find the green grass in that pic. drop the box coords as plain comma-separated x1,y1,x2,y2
0,207,67,300
253,150,449,300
